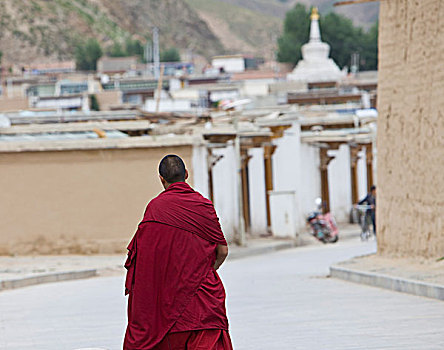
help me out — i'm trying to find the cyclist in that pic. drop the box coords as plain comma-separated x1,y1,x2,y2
357,185,376,235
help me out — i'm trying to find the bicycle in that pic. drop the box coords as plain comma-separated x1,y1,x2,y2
355,205,374,241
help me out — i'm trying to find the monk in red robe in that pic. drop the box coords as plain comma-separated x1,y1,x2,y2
123,155,233,350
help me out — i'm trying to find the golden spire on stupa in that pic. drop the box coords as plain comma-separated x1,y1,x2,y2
310,7,320,21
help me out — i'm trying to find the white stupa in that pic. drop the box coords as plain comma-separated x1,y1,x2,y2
287,7,346,82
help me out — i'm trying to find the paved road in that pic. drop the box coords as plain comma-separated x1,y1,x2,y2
1,239,443,350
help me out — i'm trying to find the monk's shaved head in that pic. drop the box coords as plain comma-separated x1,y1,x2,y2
159,155,186,183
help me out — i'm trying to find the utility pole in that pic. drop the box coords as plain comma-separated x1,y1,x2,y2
155,65,165,114
153,27,160,80
233,111,246,246
145,41,152,77
351,52,359,74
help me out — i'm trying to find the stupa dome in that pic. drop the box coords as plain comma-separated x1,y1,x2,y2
287,7,346,82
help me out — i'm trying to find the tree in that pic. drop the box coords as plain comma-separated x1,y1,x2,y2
320,12,362,68
277,4,378,71
359,21,378,70
75,38,103,71
125,39,144,57
90,94,100,111
105,39,144,60
277,4,309,64
0,51,3,65
108,42,126,57
160,48,181,62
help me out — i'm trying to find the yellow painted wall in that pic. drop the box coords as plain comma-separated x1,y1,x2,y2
0,146,193,255
377,0,444,258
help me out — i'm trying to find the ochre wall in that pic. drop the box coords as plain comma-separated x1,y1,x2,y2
0,146,193,255
95,90,122,110
0,97,29,112
377,0,444,258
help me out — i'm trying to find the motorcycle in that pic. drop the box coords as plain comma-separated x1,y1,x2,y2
307,198,339,243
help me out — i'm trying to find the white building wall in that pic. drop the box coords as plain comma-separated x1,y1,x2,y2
269,191,297,238
145,99,192,112
171,88,200,100
211,144,238,242
211,57,245,73
247,148,267,235
269,124,324,236
328,144,352,223
272,123,301,192
191,144,209,199
298,144,321,227
357,149,368,201
270,123,301,237
203,123,365,241
240,80,270,97
33,97,83,109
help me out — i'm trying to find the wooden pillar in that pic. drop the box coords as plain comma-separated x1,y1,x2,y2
366,143,374,192
206,148,224,203
240,148,252,233
263,144,277,231
319,148,335,214
349,146,361,204
207,148,215,203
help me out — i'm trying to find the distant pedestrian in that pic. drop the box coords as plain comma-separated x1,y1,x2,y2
358,185,376,235
123,155,232,350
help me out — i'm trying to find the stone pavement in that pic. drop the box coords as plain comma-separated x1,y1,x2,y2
225,241,444,350
0,236,296,291
0,224,362,291
1,239,444,350
3,224,442,302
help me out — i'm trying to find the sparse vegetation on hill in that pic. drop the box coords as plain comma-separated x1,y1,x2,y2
185,0,282,57
0,0,223,65
75,38,103,71
0,0,379,67
160,48,181,63
212,0,379,29
185,0,378,61
107,39,144,60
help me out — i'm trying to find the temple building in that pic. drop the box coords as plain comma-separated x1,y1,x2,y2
287,8,346,83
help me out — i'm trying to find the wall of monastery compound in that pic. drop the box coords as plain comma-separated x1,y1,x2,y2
0,146,193,255
377,0,444,258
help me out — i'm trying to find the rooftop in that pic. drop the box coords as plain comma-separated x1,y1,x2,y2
0,134,197,153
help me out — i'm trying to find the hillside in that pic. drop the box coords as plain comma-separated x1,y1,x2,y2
309,0,379,28
0,0,224,65
185,0,378,58
0,0,379,66
185,0,282,58
206,0,379,28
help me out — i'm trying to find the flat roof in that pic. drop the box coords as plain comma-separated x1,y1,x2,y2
301,129,374,144
211,55,244,60
0,120,152,135
5,110,140,125
0,135,197,153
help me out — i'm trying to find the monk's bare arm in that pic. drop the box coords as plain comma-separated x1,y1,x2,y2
214,244,228,270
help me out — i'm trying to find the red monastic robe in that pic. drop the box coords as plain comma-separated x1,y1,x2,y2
123,182,232,350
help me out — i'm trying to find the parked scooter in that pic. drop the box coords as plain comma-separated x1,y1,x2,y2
307,198,339,243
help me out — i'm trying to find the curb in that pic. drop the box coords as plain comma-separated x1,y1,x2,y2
0,242,295,292
0,269,97,292
228,241,296,260
330,265,444,301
